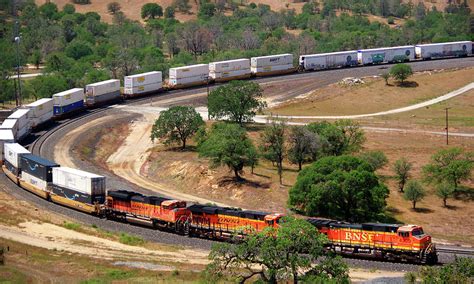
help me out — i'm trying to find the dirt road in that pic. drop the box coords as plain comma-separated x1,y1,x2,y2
0,221,208,266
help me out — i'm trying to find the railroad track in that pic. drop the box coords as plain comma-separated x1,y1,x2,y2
5,56,474,271
437,247,474,256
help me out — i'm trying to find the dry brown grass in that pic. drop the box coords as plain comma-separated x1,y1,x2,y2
270,68,474,117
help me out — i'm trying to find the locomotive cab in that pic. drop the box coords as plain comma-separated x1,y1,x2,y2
397,225,433,251
264,213,284,228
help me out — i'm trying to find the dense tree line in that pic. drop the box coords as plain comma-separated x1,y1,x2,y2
0,0,472,104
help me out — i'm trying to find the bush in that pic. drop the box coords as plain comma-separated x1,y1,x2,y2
390,63,413,84
119,233,145,246
387,16,395,24
63,221,81,231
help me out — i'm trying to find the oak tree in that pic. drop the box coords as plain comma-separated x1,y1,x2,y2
289,155,389,222
288,125,320,171
198,123,257,180
403,180,426,210
208,80,266,126
393,157,413,192
260,121,286,184
150,106,204,149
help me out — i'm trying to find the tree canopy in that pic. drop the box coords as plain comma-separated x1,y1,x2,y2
260,121,287,184
393,157,413,192
141,3,163,20
423,147,473,191
208,81,266,126
198,123,258,180
206,217,349,283
289,155,389,222
307,120,365,156
288,125,320,171
150,106,204,149
403,180,426,209
390,63,413,84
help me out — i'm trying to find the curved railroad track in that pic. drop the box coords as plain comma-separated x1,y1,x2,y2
2,57,474,271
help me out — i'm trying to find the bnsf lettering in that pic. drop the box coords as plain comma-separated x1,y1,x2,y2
218,216,240,224
344,232,374,242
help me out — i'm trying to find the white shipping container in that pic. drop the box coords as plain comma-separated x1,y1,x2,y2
8,109,30,130
52,167,106,195
415,41,473,59
169,64,209,79
168,74,209,87
4,143,30,168
0,130,15,161
300,50,358,70
16,124,30,141
25,98,54,119
251,54,293,68
251,64,295,75
209,59,250,73
210,69,252,80
358,46,415,65
86,79,120,97
53,88,84,107
124,71,162,88
0,119,18,136
123,82,162,95
21,171,48,191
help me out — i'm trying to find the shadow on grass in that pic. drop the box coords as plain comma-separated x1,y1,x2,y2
218,177,271,189
412,207,434,214
453,187,474,201
445,204,458,210
166,145,198,152
397,81,419,88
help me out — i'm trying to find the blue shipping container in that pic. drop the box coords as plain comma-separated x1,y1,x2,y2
53,100,84,116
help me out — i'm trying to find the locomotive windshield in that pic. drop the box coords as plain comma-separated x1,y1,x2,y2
412,228,425,237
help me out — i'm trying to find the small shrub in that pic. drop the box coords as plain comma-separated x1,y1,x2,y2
387,16,395,24
63,221,81,231
119,233,145,246
106,269,134,279
91,224,98,229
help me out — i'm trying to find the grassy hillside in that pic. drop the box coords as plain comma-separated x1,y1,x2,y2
36,0,471,23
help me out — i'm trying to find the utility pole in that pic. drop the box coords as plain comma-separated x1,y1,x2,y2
206,76,210,120
445,107,450,145
13,4,22,107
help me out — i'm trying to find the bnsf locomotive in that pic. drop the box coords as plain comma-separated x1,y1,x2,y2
1,142,438,264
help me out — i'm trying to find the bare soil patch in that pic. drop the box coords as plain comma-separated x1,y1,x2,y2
270,68,474,116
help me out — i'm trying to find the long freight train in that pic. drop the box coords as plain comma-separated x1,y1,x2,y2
1,142,438,264
0,40,468,264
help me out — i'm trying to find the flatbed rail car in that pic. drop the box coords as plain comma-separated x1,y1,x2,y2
307,218,438,264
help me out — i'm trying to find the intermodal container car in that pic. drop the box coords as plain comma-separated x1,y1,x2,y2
358,46,415,65
25,98,54,128
85,79,121,106
300,50,358,70
415,41,473,59
52,167,106,204
53,88,85,116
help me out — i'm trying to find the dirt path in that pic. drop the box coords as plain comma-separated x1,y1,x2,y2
53,115,118,168
269,81,474,119
0,221,208,265
105,112,229,206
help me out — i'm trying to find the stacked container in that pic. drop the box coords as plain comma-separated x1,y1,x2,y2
52,167,106,205
3,143,30,176
123,71,162,97
7,109,31,141
0,129,15,165
53,88,85,117
209,59,251,82
415,41,473,59
85,79,121,106
251,54,294,76
0,119,18,139
300,50,358,71
25,98,54,128
20,154,59,191
357,46,415,65
168,64,209,88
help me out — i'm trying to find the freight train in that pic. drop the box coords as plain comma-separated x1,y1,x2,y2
0,40,467,264
1,142,438,264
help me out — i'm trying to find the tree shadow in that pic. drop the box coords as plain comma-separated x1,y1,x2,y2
445,204,458,210
253,172,270,179
397,81,419,88
218,177,271,189
167,145,198,152
453,187,474,201
412,207,433,214
386,206,402,214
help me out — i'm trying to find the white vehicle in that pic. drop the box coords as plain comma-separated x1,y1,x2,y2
300,50,358,71
358,46,415,65
415,41,473,59
4,142,30,169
